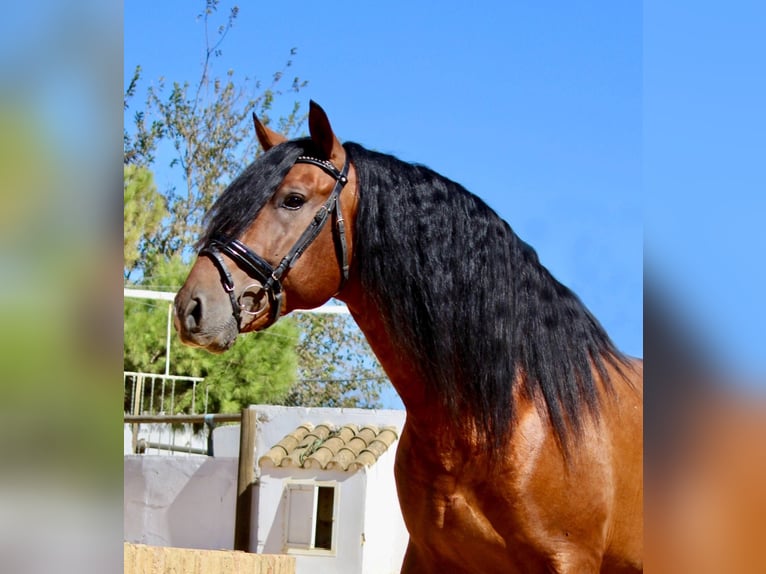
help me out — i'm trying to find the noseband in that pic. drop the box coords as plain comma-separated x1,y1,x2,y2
199,154,350,329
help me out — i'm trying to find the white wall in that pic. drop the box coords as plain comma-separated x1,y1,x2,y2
361,450,409,573
249,405,408,574
123,423,208,455
124,456,238,550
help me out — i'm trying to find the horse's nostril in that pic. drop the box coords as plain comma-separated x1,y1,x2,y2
185,297,203,332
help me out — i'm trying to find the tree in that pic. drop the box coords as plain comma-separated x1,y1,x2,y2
123,165,165,273
123,1,392,410
123,1,307,281
287,313,389,408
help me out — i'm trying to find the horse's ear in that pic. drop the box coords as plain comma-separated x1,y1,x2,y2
253,112,287,151
308,101,344,164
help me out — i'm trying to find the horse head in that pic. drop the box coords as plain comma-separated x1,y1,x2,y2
174,102,357,352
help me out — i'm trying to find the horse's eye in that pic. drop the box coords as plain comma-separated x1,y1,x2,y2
282,194,306,210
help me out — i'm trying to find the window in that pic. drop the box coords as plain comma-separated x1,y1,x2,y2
284,481,338,554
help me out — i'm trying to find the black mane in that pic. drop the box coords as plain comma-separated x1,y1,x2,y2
345,142,628,454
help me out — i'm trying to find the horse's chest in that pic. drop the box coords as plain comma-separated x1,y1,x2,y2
416,486,488,534
395,461,510,565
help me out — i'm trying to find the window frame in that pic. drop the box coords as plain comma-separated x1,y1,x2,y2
283,479,339,556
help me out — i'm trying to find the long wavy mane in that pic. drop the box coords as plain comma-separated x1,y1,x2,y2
346,142,628,453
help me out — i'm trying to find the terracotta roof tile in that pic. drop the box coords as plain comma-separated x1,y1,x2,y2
258,422,399,472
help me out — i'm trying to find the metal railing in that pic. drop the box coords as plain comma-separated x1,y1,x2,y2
124,372,219,455
124,371,207,416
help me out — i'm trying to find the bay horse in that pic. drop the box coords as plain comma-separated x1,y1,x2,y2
174,101,643,573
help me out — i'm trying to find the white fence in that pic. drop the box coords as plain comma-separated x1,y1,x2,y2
125,371,207,417
124,371,213,455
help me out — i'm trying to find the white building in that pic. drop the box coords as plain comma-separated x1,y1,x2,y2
124,405,408,574
251,405,408,574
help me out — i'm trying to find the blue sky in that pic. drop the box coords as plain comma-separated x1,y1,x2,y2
126,1,766,388
125,0,643,381
123,0,766,412
644,2,766,382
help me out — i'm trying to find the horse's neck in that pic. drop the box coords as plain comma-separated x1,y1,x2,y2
344,305,427,409
338,281,424,405
341,285,494,440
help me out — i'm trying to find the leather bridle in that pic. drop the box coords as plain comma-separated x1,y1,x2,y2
199,154,350,329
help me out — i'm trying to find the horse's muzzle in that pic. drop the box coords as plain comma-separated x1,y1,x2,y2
173,288,239,353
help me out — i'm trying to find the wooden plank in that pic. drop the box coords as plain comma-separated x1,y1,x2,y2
234,407,257,551
124,543,295,574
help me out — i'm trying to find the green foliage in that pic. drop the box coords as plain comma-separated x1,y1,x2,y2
287,313,388,408
124,256,298,413
123,165,166,275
